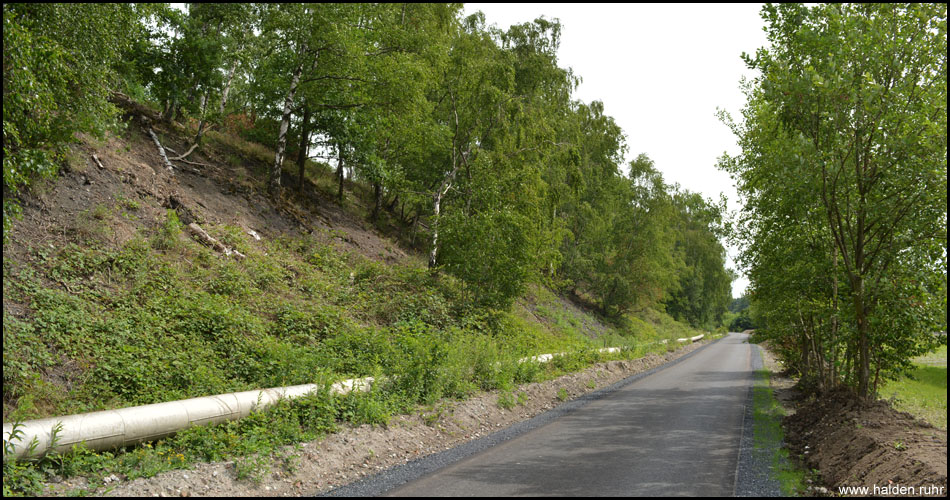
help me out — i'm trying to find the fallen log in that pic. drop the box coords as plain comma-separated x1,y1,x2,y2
148,128,175,172
185,222,246,260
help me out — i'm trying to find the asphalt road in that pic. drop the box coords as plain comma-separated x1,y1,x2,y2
383,332,754,497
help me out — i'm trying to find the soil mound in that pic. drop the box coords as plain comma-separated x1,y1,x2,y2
784,388,947,495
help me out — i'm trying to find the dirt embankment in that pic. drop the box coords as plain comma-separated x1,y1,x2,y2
757,339,948,498
783,389,946,496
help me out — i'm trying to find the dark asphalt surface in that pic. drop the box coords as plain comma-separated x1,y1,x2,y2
361,332,754,496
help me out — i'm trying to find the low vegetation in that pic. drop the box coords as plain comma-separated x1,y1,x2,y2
879,345,948,430
751,369,807,496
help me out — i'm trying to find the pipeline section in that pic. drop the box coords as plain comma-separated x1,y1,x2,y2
4,336,705,460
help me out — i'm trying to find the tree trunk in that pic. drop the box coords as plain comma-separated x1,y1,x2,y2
410,214,419,246
164,96,179,122
855,276,870,398
194,92,208,145
296,105,312,191
831,244,839,387
371,182,382,221
429,190,442,268
386,193,399,214
336,148,345,202
271,61,305,195
219,60,238,116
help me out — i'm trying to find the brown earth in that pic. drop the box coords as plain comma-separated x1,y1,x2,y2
39,342,706,497
3,117,412,295
759,343,948,497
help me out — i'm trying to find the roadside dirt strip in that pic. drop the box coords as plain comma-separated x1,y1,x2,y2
784,389,947,496
327,333,752,497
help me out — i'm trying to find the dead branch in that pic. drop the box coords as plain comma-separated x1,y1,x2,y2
170,143,199,161
148,128,175,172
185,222,246,260
91,154,105,169
174,157,212,168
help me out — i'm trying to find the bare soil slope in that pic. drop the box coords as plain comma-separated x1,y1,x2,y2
4,118,410,291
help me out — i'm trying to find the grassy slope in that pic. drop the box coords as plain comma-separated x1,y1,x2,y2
879,345,947,430
2,107,709,494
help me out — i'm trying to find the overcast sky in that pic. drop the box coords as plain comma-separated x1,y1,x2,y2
465,3,770,297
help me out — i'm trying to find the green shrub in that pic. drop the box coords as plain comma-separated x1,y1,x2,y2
151,210,182,250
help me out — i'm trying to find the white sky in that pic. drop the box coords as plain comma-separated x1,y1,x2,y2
465,3,769,298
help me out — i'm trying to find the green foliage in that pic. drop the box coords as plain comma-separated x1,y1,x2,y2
752,369,807,495
3,4,142,242
728,295,750,314
662,190,733,329
729,311,755,332
497,390,516,410
440,209,536,309
721,3,947,396
151,210,183,250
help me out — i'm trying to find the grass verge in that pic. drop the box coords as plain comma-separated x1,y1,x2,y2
879,345,947,430
752,368,807,496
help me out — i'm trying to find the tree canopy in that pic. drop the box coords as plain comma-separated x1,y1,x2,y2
721,3,947,397
3,2,734,326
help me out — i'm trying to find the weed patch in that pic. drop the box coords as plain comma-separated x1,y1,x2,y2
752,369,807,495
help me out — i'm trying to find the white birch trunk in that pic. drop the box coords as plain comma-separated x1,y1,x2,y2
429,191,443,268
149,128,175,172
271,61,304,194
194,92,208,145
219,61,238,116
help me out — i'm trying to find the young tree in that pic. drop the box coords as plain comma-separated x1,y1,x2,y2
723,3,947,397
3,3,143,240
256,3,363,196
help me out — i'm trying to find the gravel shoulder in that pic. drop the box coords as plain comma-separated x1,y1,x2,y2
734,342,789,497
41,341,711,497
